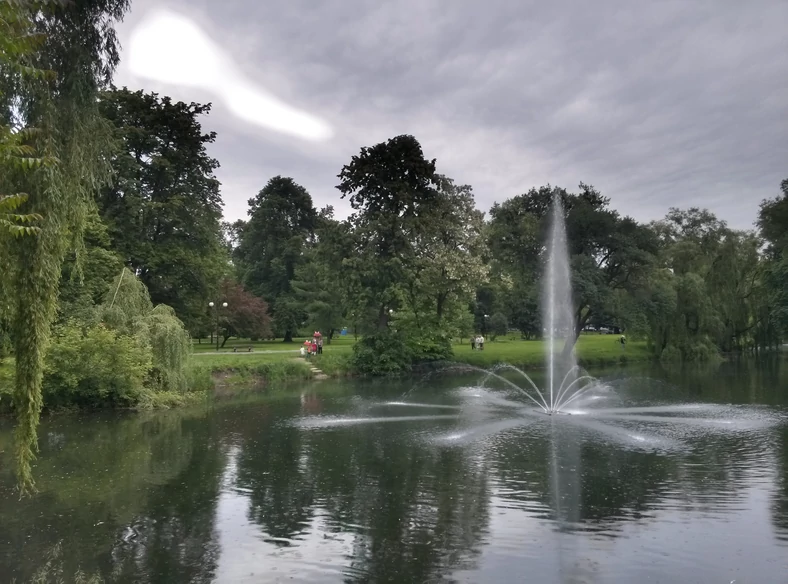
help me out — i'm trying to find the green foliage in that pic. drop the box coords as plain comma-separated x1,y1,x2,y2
489,312,508,340
405,330,453,363
758,179,788,339
139,304,192,391
43,321,151,407
351,331,413,375
757,179,788,257
2,0,130,494
337,135,440,332
291,208,350,341
350,328,453,376
97,88,226,331
100,269,192,391
311,353,353,376
488,183,658,348
235,176,317,341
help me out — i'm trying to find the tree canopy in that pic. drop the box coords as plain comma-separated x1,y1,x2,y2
235,176,317,342
97,87,226,332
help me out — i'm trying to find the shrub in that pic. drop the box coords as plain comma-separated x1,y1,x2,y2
137,304,191,391
351,331,412,375
43,322,151,407
405,331,453,363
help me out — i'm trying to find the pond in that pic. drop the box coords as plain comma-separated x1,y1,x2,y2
1,360,787,583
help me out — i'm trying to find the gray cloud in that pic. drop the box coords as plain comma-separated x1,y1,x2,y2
114,0,788,228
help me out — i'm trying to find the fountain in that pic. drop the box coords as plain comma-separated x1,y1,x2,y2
483,193,596,415
544,193,580,414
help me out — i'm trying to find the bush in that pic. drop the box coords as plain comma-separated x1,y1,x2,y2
43,322,151,407
137,304,191,391
351,329,453,375
351,331,412,375
405,331,453,363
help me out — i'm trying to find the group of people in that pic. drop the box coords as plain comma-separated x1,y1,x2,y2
301,332,324,357
470,335,485,350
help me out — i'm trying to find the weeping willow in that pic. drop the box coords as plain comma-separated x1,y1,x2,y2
2,0,130,495
100,268,192,391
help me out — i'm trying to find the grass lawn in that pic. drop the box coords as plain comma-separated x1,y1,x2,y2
192,333,649,370
452,334,649,368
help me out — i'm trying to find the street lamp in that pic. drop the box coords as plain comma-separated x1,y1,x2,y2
209,301,228,352
483,314,489,336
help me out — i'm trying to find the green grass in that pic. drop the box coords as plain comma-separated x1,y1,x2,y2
451,334,650,368
191,336,357,354
192,334,649,371
0,334,651,414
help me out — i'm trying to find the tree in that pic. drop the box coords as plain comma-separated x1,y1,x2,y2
488,184,658,351
337,134,440,331
97,88,226,332
0,1,56,238
409,175,488,325
217,278,272,346
758,179,788,338
1,0,130,494
57,211,124,324
639,207,776,359
758,179,788,257
489,312,508,341
236,176,317,342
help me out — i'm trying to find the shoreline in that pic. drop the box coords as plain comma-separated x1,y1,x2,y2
2,343,784,416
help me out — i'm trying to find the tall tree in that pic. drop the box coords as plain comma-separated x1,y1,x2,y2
1,0,130,493
236,176,317,342
336,134,440,331
758,179,788,337
410,175,488,323
291,206,350,342
488,184,657,350
97,88,226,332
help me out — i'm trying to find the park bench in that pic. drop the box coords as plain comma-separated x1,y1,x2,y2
232,346,254,353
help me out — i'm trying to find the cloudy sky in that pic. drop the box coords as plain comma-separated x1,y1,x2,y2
113,0,788,229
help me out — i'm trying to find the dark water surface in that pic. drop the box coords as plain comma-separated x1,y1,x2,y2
1,360,787,583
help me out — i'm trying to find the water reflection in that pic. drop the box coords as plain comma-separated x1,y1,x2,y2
0,360,786,583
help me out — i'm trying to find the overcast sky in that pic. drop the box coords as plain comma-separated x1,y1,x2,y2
113,0,788,229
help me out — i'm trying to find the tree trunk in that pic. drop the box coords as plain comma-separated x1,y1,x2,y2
562,308,591,357
436,293,448,321
283,329,294,343
377,304,388,331
220,335,230,348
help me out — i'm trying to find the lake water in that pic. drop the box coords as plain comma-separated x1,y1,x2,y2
1,360,787,583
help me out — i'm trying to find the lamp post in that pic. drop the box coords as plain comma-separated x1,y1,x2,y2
209,301,228,352
483,314,489,335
